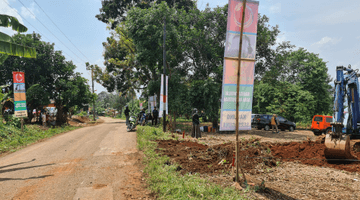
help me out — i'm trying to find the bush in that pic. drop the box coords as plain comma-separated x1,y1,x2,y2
4,115,23,129
76,111,88,117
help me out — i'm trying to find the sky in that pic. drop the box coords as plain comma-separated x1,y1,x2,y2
1,0,360,95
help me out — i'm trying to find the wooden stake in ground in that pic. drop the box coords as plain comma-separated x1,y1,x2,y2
235,0,248,184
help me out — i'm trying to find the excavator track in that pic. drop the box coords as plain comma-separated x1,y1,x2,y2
324,134,352,159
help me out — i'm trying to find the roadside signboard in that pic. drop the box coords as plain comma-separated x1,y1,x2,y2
220,0,259,131
13,72,28,118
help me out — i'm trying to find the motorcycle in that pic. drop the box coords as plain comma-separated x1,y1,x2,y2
127,115,137,132
139,112,146,126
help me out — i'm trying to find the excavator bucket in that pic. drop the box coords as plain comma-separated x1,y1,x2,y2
324,134,352,159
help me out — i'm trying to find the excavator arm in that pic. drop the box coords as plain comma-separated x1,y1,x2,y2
324,65,360,159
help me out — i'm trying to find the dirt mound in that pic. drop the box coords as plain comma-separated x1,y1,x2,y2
156,138,276,175
71,116,90,123
270,140,360,172
156,137,360,176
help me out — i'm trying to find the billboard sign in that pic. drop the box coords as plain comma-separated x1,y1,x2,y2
13,71,28,117
220,0,259,131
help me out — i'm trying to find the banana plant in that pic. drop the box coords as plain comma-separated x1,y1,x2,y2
0,14,36,64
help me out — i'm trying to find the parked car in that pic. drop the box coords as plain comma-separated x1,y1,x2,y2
251,114,257,128
253,114,296,132
310,115,333,136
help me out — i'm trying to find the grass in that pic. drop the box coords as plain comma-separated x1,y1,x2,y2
137,126,247,199
0,123,80,153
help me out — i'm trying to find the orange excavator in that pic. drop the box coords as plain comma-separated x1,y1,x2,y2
325,65,360,159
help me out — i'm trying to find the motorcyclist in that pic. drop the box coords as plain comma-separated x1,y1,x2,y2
139,108,146,124
124,105,130,126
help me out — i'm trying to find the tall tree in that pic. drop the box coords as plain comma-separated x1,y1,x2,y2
95,0,195,29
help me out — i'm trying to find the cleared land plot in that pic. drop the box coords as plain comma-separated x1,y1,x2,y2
155,128,360,199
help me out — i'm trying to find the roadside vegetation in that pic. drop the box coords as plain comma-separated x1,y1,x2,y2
0,121,79,154
137,126,247,199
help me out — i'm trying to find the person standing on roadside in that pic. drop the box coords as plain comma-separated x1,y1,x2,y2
191,108,201,138
271,114,279,134
124,105,130,126
152,106,159,125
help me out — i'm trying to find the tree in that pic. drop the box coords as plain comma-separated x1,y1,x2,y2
0,14,36,64
253,81,316,122
26,84,50,122
95,0,195,29
188,78,221,128
0,33,92,125
54,73,93,124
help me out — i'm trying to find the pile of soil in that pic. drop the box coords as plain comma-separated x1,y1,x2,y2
270,140,360,172
71,116,90,123
155,138,277,175
156,137,360,176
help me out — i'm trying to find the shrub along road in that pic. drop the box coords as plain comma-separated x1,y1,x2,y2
0,117,153,200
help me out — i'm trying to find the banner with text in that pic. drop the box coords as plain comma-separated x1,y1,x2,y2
159,74,168,118
220,0,259,131
13,71,28,117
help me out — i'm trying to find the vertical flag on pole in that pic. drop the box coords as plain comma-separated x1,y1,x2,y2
220,0,259,131
13,71,28,118
159,74,168,118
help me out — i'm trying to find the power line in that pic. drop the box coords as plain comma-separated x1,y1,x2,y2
2,0,81,64
33,0,90,61
17,0,86,64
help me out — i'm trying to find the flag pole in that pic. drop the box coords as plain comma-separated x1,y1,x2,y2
235,0,247,184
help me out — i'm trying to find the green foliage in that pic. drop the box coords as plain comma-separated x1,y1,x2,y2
0,124,79,153
95,0,195,29
76,111,88,117
0,14,36,63
3,115,23,129
137,126,246,199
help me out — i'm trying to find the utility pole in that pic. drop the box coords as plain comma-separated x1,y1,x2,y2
163,16,166,133
235,0,247,184
92,68,95,121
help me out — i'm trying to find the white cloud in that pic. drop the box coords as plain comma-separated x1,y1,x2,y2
356,36,360,40
269,3,281,14
0,0,24,36
312,36,342,47
303,3,360,25
20,2,38,20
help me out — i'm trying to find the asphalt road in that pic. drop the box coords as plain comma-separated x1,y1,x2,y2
0,117,145,200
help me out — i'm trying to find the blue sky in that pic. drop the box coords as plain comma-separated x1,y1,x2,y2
1,0,360,94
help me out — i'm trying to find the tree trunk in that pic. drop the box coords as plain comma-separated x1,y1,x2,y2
56,105,67,125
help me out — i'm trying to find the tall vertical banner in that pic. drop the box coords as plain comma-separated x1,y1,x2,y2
159,74,168,118
220,0,259,131
13,71,28,118
148,95,157,113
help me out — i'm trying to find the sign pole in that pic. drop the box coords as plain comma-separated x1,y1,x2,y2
235,0,247,184
92,68,95,121
163,16,167,133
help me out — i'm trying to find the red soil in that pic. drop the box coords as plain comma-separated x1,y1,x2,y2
156,138,360,175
